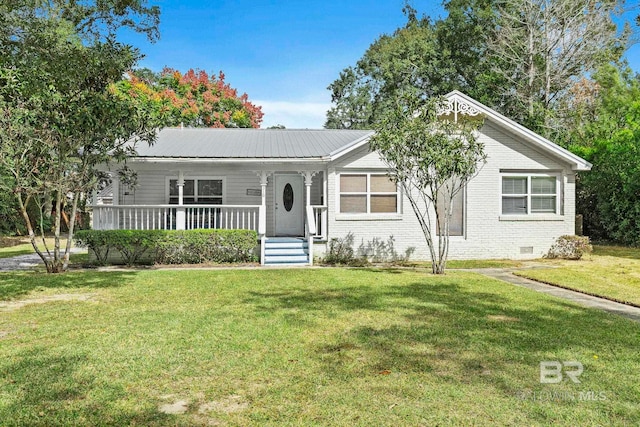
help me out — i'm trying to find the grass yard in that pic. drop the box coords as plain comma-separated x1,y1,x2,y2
0,268,638,426
393,259,523,269
0,238,37,259
0,237,76,260
515,245,640,306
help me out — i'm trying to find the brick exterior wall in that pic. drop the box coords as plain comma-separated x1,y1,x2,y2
325,121,576,260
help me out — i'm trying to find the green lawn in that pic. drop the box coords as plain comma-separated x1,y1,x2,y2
0,269,638,426
0,237,78,260
515,245,640,306
0,240,35,259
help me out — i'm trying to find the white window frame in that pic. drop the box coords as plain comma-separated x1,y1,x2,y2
500,173,561,215
166,176,226,204
337,172,400,215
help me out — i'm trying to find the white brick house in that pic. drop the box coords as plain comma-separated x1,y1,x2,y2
93,91,591,264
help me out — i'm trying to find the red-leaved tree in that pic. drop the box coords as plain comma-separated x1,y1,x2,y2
112,68,263,128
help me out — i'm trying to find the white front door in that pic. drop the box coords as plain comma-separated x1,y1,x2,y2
275,174,304,236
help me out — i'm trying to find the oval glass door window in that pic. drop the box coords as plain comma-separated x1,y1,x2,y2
283,183,294,212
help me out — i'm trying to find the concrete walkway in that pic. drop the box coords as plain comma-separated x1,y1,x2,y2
474,268,640,323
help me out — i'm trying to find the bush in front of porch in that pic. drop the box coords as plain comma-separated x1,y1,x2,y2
155,229,257,264
74,229,257,266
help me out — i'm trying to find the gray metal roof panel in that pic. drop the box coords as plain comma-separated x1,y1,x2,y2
131,128,374,159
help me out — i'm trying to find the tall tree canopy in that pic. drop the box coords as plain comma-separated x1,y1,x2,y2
489,0,627,138
565,64,640,244
326,0,629,137
112,68,264,128
0,0,160,272
325,1,500,129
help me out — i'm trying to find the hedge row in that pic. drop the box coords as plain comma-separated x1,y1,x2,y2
74,229,258,266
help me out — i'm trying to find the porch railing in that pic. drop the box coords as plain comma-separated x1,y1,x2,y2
312,205,327,240
92,205,260,231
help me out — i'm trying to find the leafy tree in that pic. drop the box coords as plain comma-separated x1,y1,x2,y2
0,0,159,272
112,68,263,128
567,64,640,244
489,0,627,138
370,95,486,274
325,1,500,129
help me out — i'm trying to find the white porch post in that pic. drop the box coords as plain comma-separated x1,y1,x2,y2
176,170,186,230
111,172,120,229
112,172,120,206
257,171,271,265
91,188,98,230
300,171,317,266
322,171,328,239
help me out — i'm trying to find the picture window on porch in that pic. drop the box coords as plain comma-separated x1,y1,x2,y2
169,178,223,204
339,173,398,214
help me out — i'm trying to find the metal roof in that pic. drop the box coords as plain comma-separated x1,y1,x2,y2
132,128,374,159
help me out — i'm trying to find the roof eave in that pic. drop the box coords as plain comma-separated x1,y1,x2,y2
444,91,593,172
127,156,331,164
328,131,375,161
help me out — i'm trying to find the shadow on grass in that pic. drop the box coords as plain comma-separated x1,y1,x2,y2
0,271,140,300
245,277,507,317
244,270,640,421
0,348,170,426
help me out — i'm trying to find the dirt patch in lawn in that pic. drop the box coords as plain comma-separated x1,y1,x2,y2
487,314,520,322
0,293,96,312
199,395,249,414
158,399,190,415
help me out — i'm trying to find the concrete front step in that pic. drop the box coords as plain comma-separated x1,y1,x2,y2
264,255,309,264
266,237,305,243
265,248,309,256
265,242,308,250
264,237,310,265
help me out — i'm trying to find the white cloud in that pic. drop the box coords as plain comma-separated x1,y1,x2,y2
255,100,331,129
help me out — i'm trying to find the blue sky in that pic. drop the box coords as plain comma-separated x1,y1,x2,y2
125,1,640,129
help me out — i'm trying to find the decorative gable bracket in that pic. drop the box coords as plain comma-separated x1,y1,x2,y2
437,94,483,122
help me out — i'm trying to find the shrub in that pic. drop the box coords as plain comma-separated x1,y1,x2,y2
324,233,369,266
110,230,163,265
356,235,415,263
75,229,162,266
74,229,258,265
546,235,593,260
155,229,257,264
74,229,113,265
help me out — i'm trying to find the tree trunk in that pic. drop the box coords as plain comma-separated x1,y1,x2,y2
527,13,535,118
43,190,52,219
17,193,53,272
62,193,79,271
51,191,63,273
543,1,552,136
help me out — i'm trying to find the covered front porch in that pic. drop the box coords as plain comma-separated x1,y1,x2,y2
92,168,327,265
